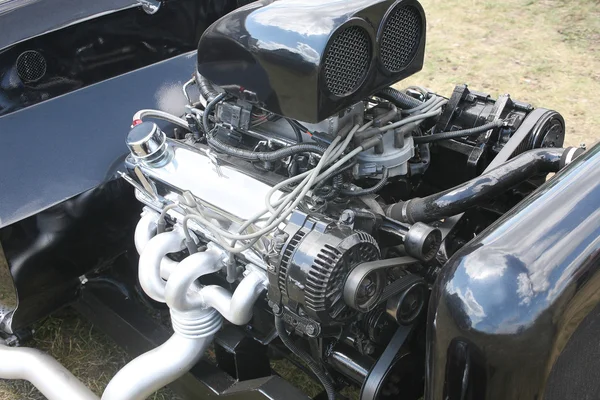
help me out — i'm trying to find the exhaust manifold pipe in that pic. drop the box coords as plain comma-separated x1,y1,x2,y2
100,308,222,400
0,212,268,400
104,213,268,399
0,341,99,400
165,250,268,326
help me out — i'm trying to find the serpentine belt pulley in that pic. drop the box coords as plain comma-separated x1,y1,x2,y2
343,257,426,320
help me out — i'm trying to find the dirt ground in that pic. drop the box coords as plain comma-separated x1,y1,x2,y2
1,0,599,398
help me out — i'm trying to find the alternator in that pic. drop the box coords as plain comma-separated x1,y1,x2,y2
268,211,380,337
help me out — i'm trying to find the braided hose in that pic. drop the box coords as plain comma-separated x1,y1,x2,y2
414,120,505,144
375,87,422,109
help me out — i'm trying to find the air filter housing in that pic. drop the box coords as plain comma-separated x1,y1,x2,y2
197,0,426,123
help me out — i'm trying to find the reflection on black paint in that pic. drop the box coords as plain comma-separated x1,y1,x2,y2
427,143,600,400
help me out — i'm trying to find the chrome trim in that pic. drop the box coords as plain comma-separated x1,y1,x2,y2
565,146,578,165
126,122,167,161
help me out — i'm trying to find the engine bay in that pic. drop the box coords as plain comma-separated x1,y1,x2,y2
118,1,569,398
3,0,593,399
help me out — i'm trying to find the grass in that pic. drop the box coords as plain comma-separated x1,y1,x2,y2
1,0,599,398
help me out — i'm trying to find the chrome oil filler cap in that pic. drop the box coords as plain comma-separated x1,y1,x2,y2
126,121,169,166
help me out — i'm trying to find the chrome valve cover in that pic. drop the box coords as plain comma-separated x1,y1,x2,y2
124,123,283,265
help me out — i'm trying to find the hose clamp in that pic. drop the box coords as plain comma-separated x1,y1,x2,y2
401,200,412,224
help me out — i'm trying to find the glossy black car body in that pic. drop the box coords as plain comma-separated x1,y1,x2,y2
427,143,600,400
0,1,599,399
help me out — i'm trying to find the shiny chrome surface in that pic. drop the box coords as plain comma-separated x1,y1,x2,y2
328,346,371,384
128,139,282,221
126,122,168,163
426,142,600,400
126,138,283,259
137,0,161,14
0,341,99,400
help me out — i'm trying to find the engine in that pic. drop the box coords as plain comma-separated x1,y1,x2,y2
121,0,568,398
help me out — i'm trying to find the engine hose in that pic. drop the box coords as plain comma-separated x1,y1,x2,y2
340,167,389,196
208,136,325,161
413,120,505,144
386,148,566,223
375,87,422,110
195,71,220,103
274,316,336,400
203,93,226,134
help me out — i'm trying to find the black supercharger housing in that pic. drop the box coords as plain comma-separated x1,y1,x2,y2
196,0,426,122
